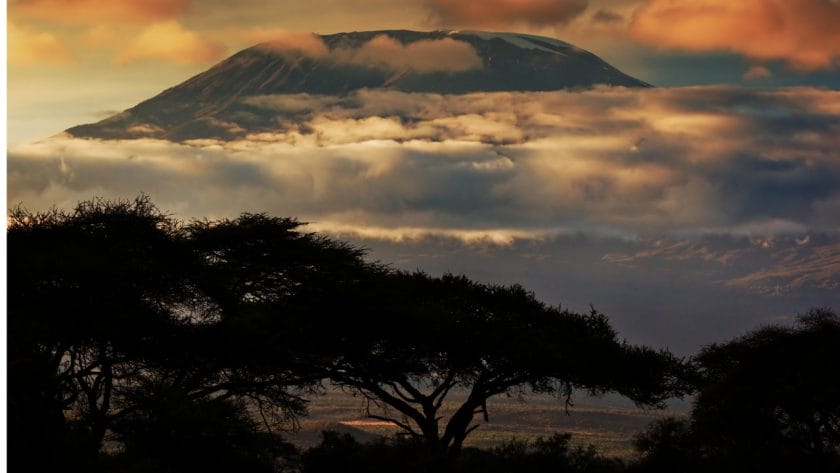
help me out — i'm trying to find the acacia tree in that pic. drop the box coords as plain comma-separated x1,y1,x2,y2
633,308,840,473
7,197,374,471
8,197,195,469
309,271,689,456
181,212,377,422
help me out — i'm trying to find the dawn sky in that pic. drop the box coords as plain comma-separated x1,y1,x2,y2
9,0,840,143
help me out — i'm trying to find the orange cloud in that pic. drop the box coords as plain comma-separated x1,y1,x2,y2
249,29,330,58
335,35,483,72
8,21,77,66
743,65,772,80
115,21,225,65
426,0,589,27
10,0,188,23
251,33,483,72
592,9,623,24
83,25,121,48
630,0,840,70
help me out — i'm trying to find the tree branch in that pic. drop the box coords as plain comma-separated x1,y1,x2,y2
395,377,427,402
366,414,422,439
343,379,428,429
431,374,457,409
385,380,423,405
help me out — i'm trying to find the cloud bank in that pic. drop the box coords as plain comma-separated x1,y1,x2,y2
10,87,840,239
630,0,840,70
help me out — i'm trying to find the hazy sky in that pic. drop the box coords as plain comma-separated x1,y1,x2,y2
8,0,840,143
7,1,840,351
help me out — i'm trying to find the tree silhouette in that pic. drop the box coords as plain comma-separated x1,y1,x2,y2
7,197,371,471
309,271,689,456
8,196,194,469
108,388,294,473
633,308,840,473
180,212,377,426
9,196,691,470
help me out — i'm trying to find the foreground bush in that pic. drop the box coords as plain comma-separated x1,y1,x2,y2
632,309,840,473
303,431,624,473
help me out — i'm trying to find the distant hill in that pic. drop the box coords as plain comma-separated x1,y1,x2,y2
66,30,650,141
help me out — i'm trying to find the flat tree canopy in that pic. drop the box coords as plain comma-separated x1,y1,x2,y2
302,271,690,455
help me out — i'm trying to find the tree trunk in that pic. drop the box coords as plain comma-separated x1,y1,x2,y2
441,391,486,456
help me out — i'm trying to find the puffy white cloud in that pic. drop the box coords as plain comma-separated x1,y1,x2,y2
250,31,330,58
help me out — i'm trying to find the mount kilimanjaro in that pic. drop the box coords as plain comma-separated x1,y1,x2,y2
66,30,651,141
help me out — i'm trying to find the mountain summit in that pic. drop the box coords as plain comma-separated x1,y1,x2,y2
67,30,650,141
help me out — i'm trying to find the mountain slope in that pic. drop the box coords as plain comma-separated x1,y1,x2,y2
67,30,650,141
